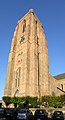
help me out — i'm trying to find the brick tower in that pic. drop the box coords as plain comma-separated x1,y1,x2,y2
4,9,49,98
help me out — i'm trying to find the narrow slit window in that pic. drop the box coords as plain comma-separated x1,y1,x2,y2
15,67,21,87
23,20,26,33
61,84,63,90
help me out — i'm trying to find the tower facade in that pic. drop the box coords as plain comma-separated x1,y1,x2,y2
4,9,49,98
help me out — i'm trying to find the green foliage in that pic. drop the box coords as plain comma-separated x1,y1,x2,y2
60,94,65,104
2,96,11,106
41,96,61,107
10,97,25,104
2,95,65,108
3,96,38,106
24,96,37,105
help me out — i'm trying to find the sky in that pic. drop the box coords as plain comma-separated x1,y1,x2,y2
0,0,65,100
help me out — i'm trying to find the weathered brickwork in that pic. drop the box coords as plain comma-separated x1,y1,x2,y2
4,9,65,98
4,9,49,98
50,74,65,96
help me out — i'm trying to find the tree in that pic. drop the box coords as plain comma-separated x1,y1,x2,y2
2,96,11,106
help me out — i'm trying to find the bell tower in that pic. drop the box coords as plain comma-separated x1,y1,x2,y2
4,9,50,98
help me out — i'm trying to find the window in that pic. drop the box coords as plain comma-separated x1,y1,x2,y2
15,67,21,87
17,51,23,63
18,53,20,62
19,36,24,43
21,51,23,61
37,36,39,45
61,84,63,90
14,89,19,97
52,91,55,96
35,20,37,24
22,20,26,33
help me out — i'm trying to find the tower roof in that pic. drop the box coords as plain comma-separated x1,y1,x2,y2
17,9,42,27
54,73,65,80
29,9,34,13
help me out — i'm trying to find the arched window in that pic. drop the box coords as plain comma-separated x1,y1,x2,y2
22,20,26,33
14,89,19,97
15,67,21,87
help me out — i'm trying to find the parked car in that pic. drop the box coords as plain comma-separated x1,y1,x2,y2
34,109,48,120
13,108,18,120
52,111,64,120
17,109,33,120
4,108,14,120
0,108,5,118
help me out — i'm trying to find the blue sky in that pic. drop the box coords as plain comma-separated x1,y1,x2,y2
0,0,65,100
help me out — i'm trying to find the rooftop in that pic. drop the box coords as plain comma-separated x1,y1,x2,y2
54,73,65,80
